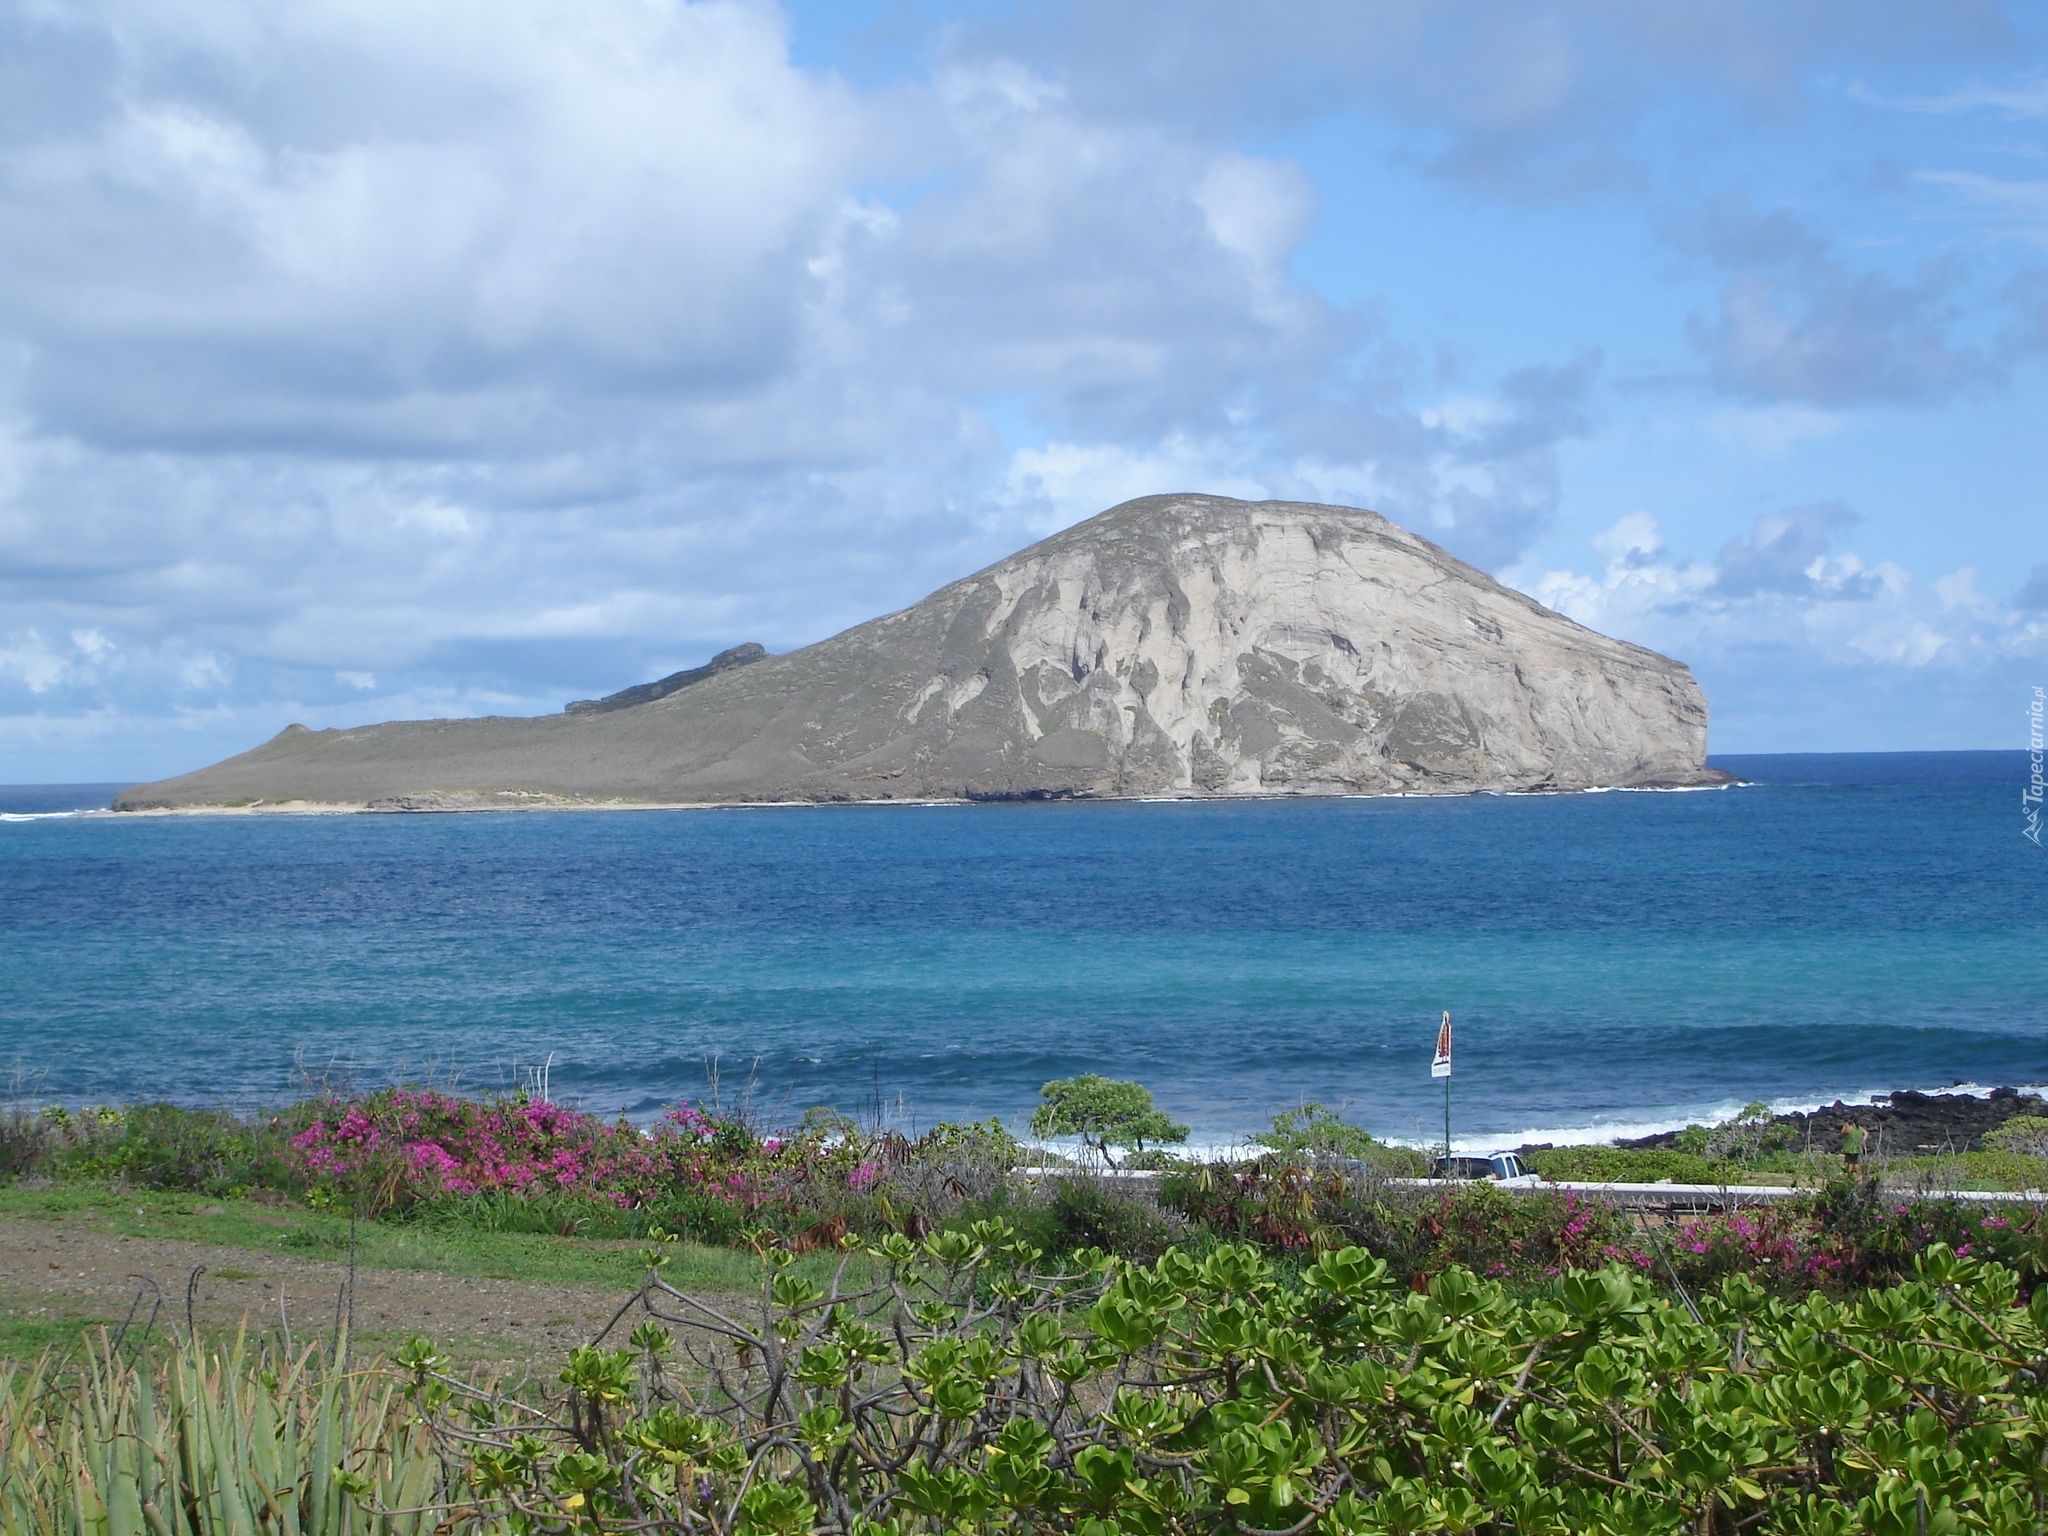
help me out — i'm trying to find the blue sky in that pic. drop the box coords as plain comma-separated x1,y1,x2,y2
0,0,2044,779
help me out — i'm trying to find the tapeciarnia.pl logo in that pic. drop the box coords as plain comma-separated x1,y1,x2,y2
2027,685,2044,848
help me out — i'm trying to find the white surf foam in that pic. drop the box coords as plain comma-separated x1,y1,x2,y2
1405,1080,2048,1154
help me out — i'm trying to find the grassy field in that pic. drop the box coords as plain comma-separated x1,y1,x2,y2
0,1181,882,1366
0,1181,876,1292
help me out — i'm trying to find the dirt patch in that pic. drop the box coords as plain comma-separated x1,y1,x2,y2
0,1220,646,1368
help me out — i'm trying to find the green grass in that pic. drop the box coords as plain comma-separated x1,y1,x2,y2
0,1183,873,1295
0,1305,558,1371
0,1303,108,1363
1878,1151,2048,1194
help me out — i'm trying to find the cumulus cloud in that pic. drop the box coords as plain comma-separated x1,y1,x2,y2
1514,508,2048,748
1676,205,2007,406
2017,562,2048,612
0,1,2038,775
960,0,2009,193
0,0,1640,780
1710,501,1884,600
987,348,1600,569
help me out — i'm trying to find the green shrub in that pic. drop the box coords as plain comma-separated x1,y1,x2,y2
2,1101,306,1195
371,1230,2048,1534
0,1105,54,1182
1524,1145,1736,1185
56,1102,300,1194
1983,1115,2048,1156
21,1230,2048,1534
1666,1101,1794,1162
1029,1075,1188,1166
1038,1174,1190,1260
1854,1150,2048,1195
1254,1102,1427,1173
1159,1158,1649,1278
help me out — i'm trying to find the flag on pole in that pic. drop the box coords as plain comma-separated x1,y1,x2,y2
1431,1011,1452,1078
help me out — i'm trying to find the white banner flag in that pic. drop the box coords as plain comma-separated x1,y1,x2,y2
1431,1010,1452,1079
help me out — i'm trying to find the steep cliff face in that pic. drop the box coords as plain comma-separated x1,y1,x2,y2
115,495,1720,810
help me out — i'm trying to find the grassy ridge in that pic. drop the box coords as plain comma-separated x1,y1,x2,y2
0,1183,772,1291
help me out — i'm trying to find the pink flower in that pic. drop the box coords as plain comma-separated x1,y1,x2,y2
405,1141,460,1175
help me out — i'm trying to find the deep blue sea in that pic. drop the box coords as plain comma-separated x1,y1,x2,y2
1,753,2042,1150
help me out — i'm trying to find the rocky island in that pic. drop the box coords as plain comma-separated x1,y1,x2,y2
115,494,1725,811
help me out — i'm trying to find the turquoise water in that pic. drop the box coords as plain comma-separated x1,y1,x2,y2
1,753,2042,1147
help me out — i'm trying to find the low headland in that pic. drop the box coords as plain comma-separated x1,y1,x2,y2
112,496,1725,812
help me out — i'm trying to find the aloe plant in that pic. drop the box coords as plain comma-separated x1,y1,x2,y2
0,1335,448,1536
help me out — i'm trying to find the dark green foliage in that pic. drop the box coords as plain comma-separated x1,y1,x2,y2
0,1105,52,1183
1982,1115,2048,1155
5,1101,307,1195
1010,1174,1190,1262
1163,1159,1648,1278
1668,1100,1795,1160
15,1092,2048,1309
67,1102,301,1193
390,1226,2048,1535
1804,1176,2048,1288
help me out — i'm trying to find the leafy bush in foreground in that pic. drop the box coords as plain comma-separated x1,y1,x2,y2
19,1231,2048,1534
405,1231,2048,1532
1984,1116,2048,1158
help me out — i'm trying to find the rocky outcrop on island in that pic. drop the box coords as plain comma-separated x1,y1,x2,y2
564,642,769,715
114,494,1724,811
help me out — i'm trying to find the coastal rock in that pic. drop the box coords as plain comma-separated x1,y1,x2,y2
114,494,1724,810
1618,1088,2048,1157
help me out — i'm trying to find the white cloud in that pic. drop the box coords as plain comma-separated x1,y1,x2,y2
0,631,80,693
1513,509,2048,747
1194,154,1314,268
996,437,1273,535
0,0,1629,781
0,1,2035,774
1865,73,2048,118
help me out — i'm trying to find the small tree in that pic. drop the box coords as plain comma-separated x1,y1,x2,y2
1254,1102,1425,1174
1029,1075,1189,1167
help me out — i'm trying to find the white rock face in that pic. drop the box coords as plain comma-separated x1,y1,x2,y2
117,495,1720,810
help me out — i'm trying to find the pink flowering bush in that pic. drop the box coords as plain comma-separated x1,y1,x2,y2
286,1089,878,1236
1662,1206,1850,1290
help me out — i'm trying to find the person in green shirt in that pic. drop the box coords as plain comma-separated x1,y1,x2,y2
1842,1121,1868,1171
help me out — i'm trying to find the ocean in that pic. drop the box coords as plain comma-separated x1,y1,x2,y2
1,753,2042,1151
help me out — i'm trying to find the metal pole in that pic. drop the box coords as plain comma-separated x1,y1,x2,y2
1445,1071,1452,1168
